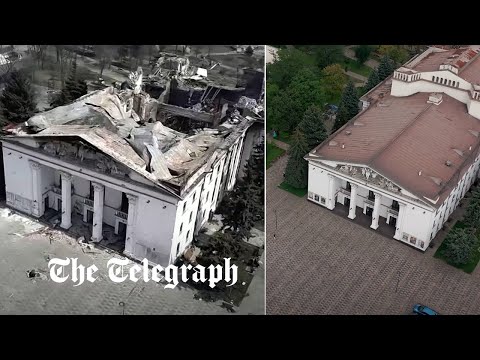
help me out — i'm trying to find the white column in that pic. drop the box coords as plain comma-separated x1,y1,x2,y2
29,160,42,217
90,182,104,243
327,174,336,210
348,184,358,219
124,194,138,255
394,202,406,240
370,191,382,230
60,171,72,229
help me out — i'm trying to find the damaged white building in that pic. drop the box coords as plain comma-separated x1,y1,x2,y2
0,82,257,266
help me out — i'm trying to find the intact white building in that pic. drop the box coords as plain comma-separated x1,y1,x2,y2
1,86,256,266
306,46,480,251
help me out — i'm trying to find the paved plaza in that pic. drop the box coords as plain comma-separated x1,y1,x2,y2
266,155,480,315
0,205,264,315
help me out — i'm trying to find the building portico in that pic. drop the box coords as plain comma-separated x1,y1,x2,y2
307,164,420,248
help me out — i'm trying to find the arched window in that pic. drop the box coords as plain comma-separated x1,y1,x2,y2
448,80,451,86
186,230,190,241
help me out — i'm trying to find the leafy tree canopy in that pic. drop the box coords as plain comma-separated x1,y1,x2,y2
322,63,347,102
355,45,373,64
266,47,316,90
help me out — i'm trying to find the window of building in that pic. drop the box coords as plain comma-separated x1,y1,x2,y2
314,194,319,202
121,192,129,213
410,236,417,245
203,210,206,218
179,223,183,234
320,196,326,204
189,211,193,223
186,230,190,241
183,202,187,214
308,192,314,199
391,200,399,211
176,243,180,256
192,192,196,203
346,181,352,192
368,191,375,200
402,233,408,241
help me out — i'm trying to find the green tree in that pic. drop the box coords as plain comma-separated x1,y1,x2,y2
440,227,478,266
0,70,37,124
313,46,344,69
355,45,373,64
377,45,409,65
51,57,88,107
464,188,480,230
266,47,316,89
276,67,326,133
297,105,328,150
377,55,395,81
333,81,359,132
217,138,264,240
284,129,309,189
266,81,282,131
322,63,347,102
364,68,380,92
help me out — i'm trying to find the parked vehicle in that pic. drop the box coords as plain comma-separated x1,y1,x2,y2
413,304,439,315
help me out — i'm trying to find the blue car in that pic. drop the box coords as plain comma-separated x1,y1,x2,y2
413,304,439,315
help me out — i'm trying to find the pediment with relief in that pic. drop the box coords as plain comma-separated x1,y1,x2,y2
336,164,401,193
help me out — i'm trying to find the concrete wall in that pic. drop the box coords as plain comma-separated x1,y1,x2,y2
391,72,480,120
3,148,34,205
131,195,177,267
238,121,264,179
308,161,441,250
171,182,202,262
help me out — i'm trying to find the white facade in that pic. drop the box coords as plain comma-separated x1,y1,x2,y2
307,158,480,251
1,127,248,266
307,47,480,251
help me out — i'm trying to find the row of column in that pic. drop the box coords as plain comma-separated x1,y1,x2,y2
327,173,406,237
29,160,138,246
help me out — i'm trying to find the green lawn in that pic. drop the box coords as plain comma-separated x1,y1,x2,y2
434,221,480,274
278,181,308,197
342,56,372,78
266,142,285,169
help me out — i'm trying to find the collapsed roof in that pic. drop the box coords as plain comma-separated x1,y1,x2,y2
3,86,253,198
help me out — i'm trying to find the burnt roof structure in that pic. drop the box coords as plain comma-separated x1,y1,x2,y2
2,86,254,199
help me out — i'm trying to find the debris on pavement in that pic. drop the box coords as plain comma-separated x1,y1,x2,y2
26,269,48,281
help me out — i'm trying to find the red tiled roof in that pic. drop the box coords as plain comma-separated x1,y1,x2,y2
310,92,480,207
408,46,480,84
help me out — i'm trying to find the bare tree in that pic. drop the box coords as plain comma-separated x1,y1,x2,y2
94,45,119,78
28,45,48,69
54,46,73,89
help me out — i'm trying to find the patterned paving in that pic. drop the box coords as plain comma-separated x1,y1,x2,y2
0,207,263,315
266,155,480,315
